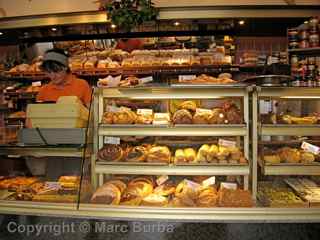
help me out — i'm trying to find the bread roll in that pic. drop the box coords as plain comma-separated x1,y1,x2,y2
174,149,186,163
196,144,210,163
264,155,281,164
207,145,219,162
184,148,197,163
90,183,121,205
172,109,193,124
179,101,197,112
147,146,171,163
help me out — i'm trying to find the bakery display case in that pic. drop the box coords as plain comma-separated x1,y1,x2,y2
252,87,320,206
76,84,253,219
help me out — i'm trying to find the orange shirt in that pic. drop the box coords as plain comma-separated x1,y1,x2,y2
36,74,92,106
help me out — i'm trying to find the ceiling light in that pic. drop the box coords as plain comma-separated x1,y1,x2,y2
0,32,3,36
111,24,117,29
238,20,245,25
51,27,57,31
174,21,180,26
304,21,309,24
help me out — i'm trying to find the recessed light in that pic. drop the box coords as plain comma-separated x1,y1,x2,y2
51,27,57,31
174,21,180,26
0,32,3,36
238,20,245,25
304,21,309,24
111,24,117,29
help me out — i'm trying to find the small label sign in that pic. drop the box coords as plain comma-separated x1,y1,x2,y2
32,81,42,87
156,175,169,186
137,109,153,116
179,75,196,81
220,182,237,190
202,176,216,187
139,76,153,84
104,137,120,145
45,182,61,189
301,141,320,155
218,139,237,148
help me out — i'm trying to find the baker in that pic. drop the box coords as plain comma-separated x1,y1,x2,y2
37,48,92,107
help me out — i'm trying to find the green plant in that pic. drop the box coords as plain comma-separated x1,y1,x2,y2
105,0,158,31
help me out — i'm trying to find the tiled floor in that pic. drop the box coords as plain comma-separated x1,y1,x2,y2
0,215,319,240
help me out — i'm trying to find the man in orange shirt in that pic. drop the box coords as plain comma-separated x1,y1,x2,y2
37,48,92,107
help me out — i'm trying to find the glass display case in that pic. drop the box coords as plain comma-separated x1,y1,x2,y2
78,84,253,219
253,87,320,207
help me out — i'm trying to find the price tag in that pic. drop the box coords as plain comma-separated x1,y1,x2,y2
196,108,212,114
179,75,196,81
45,182,61,189
202,176,216,187
220,182,237,190
301,141,320,155
106,105,120,113
139,76,153,84
153,113,170,125
32,81,42,87
8,155,21,158
104,137,120,145
156,175,169,186
218,139,237,148
137,109,153,116
184,179,201,190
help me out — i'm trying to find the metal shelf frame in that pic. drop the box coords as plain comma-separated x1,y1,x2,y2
0,146,84,157
92,85,252,193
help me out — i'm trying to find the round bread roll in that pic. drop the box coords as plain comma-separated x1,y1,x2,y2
300,151,315,164
97,145,123,162
113,108,137,124
278,147,301,163
173,109,193,124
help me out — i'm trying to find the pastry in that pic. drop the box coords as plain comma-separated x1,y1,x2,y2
113,108,137,124
0,177,38,191
97,145,123,162
135,115,153,124
197,186,218,207
58,176,80,189
147,146,171,163
154,182,176,196
207,145,219,162
179,101,197,112
264,155,281,164
300,151,315,164
90,183,121,205
129,177,154,187
127,181,153,198
126,146,148,162
228,146,242,162
174,149,187,163
102,112,114,124
141,194,169,207
196,144,211,163
172,109,193,124
217,146,230,162
184,148,197,163
193,112,213,124
222,102,243,124
278,147,301,163
104,180,127,193
209,108,226,124
218,188,253,207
